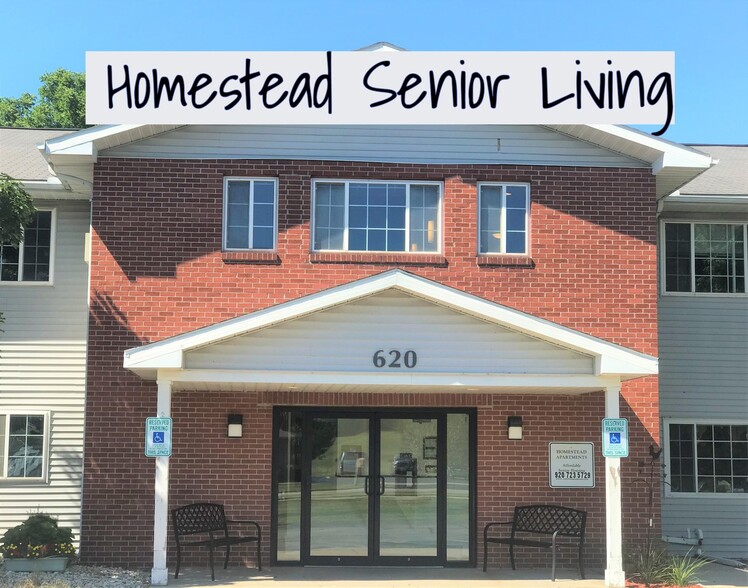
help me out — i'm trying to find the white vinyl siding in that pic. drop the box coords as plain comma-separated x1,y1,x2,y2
100,125,647,167
0,199,89,545
659,268,748,557
186,290,593,374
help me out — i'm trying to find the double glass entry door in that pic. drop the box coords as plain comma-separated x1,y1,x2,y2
275,409,472,566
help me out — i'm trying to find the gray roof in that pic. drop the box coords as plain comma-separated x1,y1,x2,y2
0,127,76,180
682,145,748,195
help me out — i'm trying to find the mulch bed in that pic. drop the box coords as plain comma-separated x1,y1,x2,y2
626,581,700,588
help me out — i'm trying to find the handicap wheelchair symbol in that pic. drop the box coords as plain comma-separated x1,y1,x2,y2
609,432,621,444
152,431,165,444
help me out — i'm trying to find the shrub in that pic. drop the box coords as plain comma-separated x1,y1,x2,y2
0,513,75,559
664,551,709,587
625,540,669,585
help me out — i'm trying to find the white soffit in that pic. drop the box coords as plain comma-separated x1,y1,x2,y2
124,269,657,382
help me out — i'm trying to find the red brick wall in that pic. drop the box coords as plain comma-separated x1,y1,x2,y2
82,158,659,570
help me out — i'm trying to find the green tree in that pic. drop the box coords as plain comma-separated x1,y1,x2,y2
0,174,35,245
0,69,86,128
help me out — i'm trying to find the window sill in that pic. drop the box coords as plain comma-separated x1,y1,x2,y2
477,255,534,268
310,252,447,266
0,281,54,287
222,251,281,264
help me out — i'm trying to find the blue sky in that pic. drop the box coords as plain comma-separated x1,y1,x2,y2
1,0,746,144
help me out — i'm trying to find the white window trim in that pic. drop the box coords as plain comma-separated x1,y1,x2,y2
311,179,443,254
663,417,748,499
477,182,531,256
1,411,51,484
660,220,748,297
222,177,279,252
0,208,56,287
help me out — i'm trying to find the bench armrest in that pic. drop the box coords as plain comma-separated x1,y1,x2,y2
483,521,512,539
227,519,262,536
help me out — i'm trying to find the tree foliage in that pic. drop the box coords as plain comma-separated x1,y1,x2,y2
0,69,86,129
0,174,36,245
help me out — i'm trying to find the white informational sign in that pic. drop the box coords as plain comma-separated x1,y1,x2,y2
145,417,172,457
602,418,629,458
86,51,675,133
549,442,595,488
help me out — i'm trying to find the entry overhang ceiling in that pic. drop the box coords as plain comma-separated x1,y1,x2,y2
123,270,657,388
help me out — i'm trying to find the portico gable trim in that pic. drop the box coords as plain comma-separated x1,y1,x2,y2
124,269,657,380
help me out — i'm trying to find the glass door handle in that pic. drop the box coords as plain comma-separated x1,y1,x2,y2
379,475,386,495
364,476,370,496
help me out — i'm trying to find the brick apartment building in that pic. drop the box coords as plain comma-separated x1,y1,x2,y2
39,120,713,585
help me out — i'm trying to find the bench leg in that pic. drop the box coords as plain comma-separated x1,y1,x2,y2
257,538,262,571
578,541,585,579
224,544,230,569
483,538,488,572
208,544,216,581
551,533,557,582
509,543,516,571
174,545,181,579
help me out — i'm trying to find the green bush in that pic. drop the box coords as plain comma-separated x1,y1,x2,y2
625,540,669,585
664,551,709,587
1,513,75,559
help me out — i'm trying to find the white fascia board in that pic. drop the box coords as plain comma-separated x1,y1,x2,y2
124,269,658,378
159,368,619,389
43,124,138,155
588,125,713,169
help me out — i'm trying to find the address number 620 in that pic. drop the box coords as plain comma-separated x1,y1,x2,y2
373,349,417,369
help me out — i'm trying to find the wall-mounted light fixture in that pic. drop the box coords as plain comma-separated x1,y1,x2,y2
507,416,523,440
227,414,243,438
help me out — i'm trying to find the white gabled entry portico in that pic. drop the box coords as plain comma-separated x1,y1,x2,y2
124,270,656,586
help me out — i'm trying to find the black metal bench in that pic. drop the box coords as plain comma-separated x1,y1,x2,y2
483,504,586,581
172,502,261,581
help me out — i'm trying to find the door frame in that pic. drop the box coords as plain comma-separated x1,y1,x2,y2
270,406,477,567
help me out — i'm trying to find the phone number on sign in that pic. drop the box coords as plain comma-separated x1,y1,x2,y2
554,471,591,480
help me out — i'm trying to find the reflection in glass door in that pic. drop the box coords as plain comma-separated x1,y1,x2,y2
273,408,474,566
308,417,370,557
379,418,439,557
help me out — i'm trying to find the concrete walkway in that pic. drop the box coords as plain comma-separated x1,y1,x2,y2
166,562,748,587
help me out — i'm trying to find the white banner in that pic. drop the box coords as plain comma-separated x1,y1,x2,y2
86,51,674,133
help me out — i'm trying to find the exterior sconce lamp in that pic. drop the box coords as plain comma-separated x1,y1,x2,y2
507,416,523,440
227,414,243,438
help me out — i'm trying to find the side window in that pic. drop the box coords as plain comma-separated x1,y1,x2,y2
668,423,748,494
664,222,746,294
1,414,48,479
223,179,278,251
478,184,529,255
0,210,54,283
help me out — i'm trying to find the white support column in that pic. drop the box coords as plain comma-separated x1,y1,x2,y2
604,385,625,588
151,379,172,586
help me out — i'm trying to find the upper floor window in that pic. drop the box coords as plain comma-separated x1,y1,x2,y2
223,178,277,251
478,184,529,255
0,413,47,479
313,180,441,253
664,222,746,294
668,423,748,494
0,210,54,283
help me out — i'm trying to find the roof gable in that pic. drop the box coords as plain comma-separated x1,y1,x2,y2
124,270,657,382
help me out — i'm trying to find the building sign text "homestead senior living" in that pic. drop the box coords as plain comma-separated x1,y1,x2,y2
86,51,674,135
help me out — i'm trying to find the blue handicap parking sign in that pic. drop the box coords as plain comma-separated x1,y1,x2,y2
153,431,164,444
609,433,621,444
